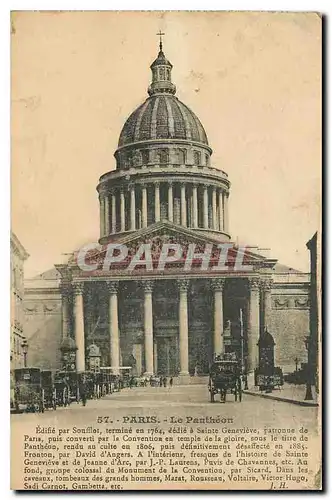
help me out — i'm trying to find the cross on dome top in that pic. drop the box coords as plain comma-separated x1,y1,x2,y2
157,30,165,51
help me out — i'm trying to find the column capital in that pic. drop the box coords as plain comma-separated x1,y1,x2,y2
177,279,190,292
248,277,260,291
142,280,154,293
72,282,85,295
154,181,160,188
260,278,274,291
211,278,226,292
106,280,119,294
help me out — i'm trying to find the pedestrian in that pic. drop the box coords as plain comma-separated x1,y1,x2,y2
169,377,173,388
79,376,87,407
163,377,167,388
159,376,163,387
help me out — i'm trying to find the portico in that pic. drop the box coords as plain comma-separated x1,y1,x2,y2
58,259,273,381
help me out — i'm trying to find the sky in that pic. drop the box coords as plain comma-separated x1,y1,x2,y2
11,11,321,278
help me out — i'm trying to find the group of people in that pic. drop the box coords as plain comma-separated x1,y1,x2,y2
152,376,173,388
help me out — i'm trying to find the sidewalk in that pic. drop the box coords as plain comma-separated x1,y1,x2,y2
244,383,319,407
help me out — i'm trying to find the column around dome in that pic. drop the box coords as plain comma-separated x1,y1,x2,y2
111,190,116,234
168,182,174,223
130,185,136,231
120,189,125,232
192,184,198,228
218,189,224,232
155,182,160,222
203,185,209,229
104,193,110,235
180,183,187,227
99,195,105,238
142,184,148,228
212,187,217,230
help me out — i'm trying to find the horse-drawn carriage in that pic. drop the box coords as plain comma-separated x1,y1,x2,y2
54,371,79,405
54,371,71,406
208,353,242,403
13,367,44,413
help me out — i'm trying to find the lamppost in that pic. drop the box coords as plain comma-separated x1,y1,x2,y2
304,336,313,401
21,338,28,368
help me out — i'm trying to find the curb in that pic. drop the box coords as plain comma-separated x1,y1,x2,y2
243,390,318,407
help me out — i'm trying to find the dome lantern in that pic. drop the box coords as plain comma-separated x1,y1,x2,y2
148,34,176,96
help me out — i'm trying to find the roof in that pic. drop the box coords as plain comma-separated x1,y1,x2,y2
10,232,29,260
118,94,208,148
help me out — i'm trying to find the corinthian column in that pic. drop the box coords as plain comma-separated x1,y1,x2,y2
142,185,148,228
262,278,273,330
155,183,160,222
224,193,229,234
120,190,125,232
168,182,173,223
203,186,209,229
178,279,189,375
104,194,110,235
212,187,217,230
60,283,71,341
192,184,198,228
143,281,154,376
130,185,136,231
247,277,260,375
73,283,85,372
219,190,224,231
212,278,225,356
99,195,105,238
107,281,120,375
111,191,116,234
180,183,187,227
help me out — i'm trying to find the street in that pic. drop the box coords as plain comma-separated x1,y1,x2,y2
11,384,318,431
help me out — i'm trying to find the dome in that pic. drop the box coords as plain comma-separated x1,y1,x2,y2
118,94,208,147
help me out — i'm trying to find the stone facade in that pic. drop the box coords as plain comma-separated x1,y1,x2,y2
23,41,311,381
10,232,29,369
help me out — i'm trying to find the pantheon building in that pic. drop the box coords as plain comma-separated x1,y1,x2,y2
24,40,310,383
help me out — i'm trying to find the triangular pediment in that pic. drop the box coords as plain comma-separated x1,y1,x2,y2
65,221,277,277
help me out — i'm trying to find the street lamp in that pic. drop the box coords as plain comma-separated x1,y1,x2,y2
21,339,28,368
304,336,313,401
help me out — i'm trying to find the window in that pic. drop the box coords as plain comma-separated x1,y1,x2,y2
205,154,209,166
158,149,169,164
166,68,171,81
141,150,149,164
177,149,186,164
125,153,132,169
133,150,142,167
159,67,166,80
194,151,201,166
